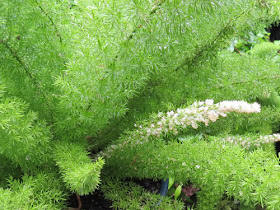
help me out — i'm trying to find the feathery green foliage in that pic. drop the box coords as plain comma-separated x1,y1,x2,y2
54,141,104,195
0,173,66,210
101,178,185,209
1,0,280,209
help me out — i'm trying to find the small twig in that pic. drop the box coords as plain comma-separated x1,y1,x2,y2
150,0,165,15
76,193,82,210
68,193,82,210
34,0,62,44
234,46,242,55
114,0,166,60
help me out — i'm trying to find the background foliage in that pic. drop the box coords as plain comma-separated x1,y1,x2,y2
1,0,280,209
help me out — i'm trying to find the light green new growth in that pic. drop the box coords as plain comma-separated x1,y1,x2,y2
0,173,66,210
1,0,280,209
0,92,53,172
54,141,104,195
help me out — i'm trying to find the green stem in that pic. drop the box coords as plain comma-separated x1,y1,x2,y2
34,0,62,44
1,39,54,123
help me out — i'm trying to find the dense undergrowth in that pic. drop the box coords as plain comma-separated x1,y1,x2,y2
1,0,280,209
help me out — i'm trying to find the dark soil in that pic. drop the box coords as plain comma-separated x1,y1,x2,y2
132,178,162,194
66,190,113,210
66,178,197,210
267,22,280,42
66,179,162,210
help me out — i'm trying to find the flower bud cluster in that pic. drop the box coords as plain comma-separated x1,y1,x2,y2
98,100,261,158
217,100,261,114
137,99,260,137
224,134,280,149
